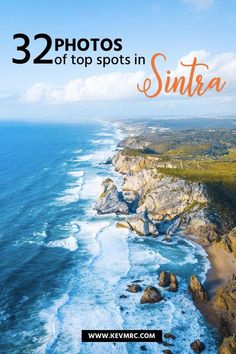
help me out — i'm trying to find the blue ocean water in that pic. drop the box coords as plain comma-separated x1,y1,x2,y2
0,121,218,354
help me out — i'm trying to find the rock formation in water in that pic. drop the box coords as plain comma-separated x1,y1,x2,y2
164,333,176,340
158,271,178,292
126,283,142,293
94,178,129,215
140,286,163,304
190,339,206,353
188,275,208,302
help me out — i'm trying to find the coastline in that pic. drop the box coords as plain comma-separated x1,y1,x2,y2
94,123,236,352
189,242,235,336
204,245,236,298
181,234,236,297
170,224,236,338
114,126,235,348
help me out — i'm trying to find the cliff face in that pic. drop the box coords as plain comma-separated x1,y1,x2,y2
136,177,207,221
215,228,236,257
213,274,236,337
112,151,218,244
112,150,179,175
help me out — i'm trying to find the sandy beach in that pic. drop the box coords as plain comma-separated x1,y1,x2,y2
193,244,236,335
205,245,236,298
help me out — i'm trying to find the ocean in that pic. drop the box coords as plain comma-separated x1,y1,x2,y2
0,121,218,353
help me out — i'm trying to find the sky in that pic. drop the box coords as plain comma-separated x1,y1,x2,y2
0,0,235,121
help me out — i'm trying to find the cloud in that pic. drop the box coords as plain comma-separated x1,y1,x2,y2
181,0,214,11
23,50,236,105
171,50,236,93
0,91,13,101
24,71,145,104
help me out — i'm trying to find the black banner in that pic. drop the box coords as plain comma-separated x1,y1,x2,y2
81,330,162,342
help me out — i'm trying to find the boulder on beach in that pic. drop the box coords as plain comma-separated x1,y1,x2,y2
116,212,158,237
159,271,178,292
189,275,208,302
219,334,236,354
140,286,162,304
126,283,142,293
190,340,206,353
94,178,129,215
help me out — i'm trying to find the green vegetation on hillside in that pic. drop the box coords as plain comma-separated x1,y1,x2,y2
120,127,236,228
158,161,236,183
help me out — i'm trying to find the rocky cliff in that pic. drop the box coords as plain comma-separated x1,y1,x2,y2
96,148,235,246
213,274,236,337
215,228,236,257
111,151,220,244
94,138,236,351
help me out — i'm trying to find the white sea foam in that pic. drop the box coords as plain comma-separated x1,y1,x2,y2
91,149,115,164
47,236,78,251
180,237,211,281
57,194,77,204
70,220,110,257
37,294,70,354
96,132,113,137
178,253,198,265
131,247,171,266
159,127,170,132
74,154,93,162
57,187,82,204
114,127,126,141
74,219,110,235
80,175,104,199
93,225,130,283
33,230,47,238
57,171,84,204
54,300,128,354
196,245,211,281
50,224,130,353
68,171,84,178
91,138,114,145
